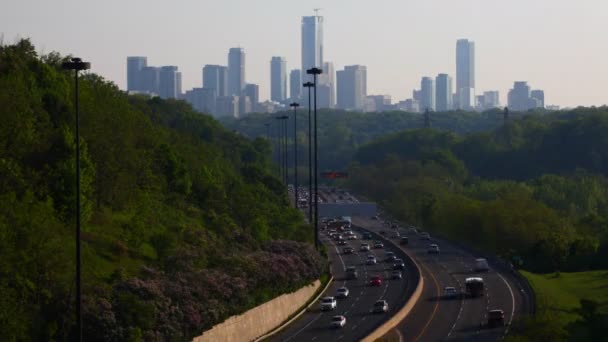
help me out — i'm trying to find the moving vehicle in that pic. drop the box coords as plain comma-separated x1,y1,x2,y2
370,275,382,286
408,228,418,235
346,266,358,279
362,232,372,240
320,296,337,311
336,287,349,298
400,236,409,245
392,270,403,279
360,243,371,251
444,286,458,299
342,246,354,254
393,258,405,270
330,315,346,328
428,244,440,254
487,309,505,328
465,277,485,297
392,231,400,239
384,251,396,262
474,258,490,272
366,255,377,265
373,300,389,313
337,240,346,246
420,232,431,240
374,241,384,249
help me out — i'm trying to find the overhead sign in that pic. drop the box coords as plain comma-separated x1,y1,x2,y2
321,171,349,179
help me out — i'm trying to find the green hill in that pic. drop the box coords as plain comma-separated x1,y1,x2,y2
0,39,324,341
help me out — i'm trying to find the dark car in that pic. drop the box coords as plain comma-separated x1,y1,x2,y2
393,258,405,270
400,236,409,245
343,246,354,254
362,232,372,240
370,275,382,286
337,240,347,246
487,309,505,328
346,266,358,279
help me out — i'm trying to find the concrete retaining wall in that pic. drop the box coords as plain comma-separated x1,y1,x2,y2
193,280,321,342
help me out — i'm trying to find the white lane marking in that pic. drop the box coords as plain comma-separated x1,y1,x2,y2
351,325,358,330
395,328,405,342
496,271,516,336
311,336,318,341
282,312,323,342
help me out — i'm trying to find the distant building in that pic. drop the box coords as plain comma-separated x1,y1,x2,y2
176,72,182,98
216,95,240,118
531,90,545,108
159,66,179,99
456,39,475,109
257,100,283,113
270,57,287,102
243,83,259,110
396,99,420,113
420,76,435,111
127,56,147,91
318,61,335,108
239,95,252,116
316,83,332,109
366,95,392,112
290,69,302,101
184,87,216,115
302,15,323,104
508,82,544,111
140,66,160,95
336,65,367,111
203,65,228,97
413,89,422,103
435,73,453,112
228,48,245,96
480,91,500,110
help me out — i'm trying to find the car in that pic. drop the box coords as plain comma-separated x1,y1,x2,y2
391,223,398,228
333,234,344,241
362,232,372,240
391,270,403,279
320,296,337,311
373,300,389,313
371,215,379,220
420,232,431,240
393,258,405,270
384,251,396,262
400,236,409,245
392,231,401,238
360,243,371,251
408,227,418,235
336,287,349,298
374,241,384,249
366,255,377,265
337,240,347,246
346,266,358,279
474,258,490,272
330,315,346,328
370,275,382,286
428,244,440,254
343,246,354,254
487,309,505,328
346,233,358,240
444,286,458,299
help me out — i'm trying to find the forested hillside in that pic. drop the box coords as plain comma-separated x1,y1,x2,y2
0,40,324,341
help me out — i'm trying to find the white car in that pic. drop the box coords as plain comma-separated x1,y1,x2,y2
360,243,371,251
320,296,337,311
474,258,490,272
366,255,377,265
373,300,389,313
428,244,440,254
336,287,349,298
330,315,346,328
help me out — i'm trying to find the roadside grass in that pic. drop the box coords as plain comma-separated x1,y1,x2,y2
521,270,608,327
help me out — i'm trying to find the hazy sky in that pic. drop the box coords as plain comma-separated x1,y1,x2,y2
2,0,607,107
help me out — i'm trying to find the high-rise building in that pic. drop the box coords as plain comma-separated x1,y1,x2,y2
203,65,228,97
239,95,252,116
216,95,240,118
366,95,392,112
316,83,332,109
127,56,147,91
420,77,436,111
140,66,160,95
435,73,453,112
301,15,323,76
336,65,367,111
228,47,245,96
159,66,179,99
184,88,217,115
290,69,302,101
270,57,287,102
176,72,182,98
243,83,259,110
318,61,335,108
456,39,475,109
531,90,545,108
508,81,539,111
480,91,500,110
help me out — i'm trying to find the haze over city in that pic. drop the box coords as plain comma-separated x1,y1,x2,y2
2,0,607,108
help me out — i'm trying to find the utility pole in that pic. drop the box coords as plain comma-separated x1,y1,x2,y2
307,67,322,249
303,82,314,224
290,102,300,208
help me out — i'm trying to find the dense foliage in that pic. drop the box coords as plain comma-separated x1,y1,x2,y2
349,110,608,273
0,40,324,341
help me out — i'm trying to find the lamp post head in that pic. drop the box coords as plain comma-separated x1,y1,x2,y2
303,82,314,88
306,67,322,75
62,57,91,71
290,102,300,108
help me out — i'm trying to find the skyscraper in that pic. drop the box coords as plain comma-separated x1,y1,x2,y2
318,61,335,108
159,66,178,99
435,73,453,112
228,47,245,96
456,39,475,109
531,90,545,108
290,69,302,100
301,15,324,75
336,65,367,111
508,81,537,111
270,57,287,102
420,77,436,111
203,65,228,97
127,56,147,91
140,66,160,94
244,83,259,109
184,88,216,115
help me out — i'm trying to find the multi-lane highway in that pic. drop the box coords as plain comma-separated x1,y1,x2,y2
268,220,417,341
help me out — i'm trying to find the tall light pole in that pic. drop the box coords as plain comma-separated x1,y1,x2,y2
303,82,314,224
275,116,283,181
62,57,90,342
290,102,300,208
307,67,322,249
276,115,289,184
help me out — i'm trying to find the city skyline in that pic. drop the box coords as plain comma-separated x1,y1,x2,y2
3,0,607,107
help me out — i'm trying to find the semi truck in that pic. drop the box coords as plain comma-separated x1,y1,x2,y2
465,277,485,297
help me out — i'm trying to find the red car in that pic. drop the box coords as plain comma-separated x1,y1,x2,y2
370,275,382,286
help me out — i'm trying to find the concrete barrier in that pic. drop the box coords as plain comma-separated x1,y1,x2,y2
361,236,425,342
193,280,322,342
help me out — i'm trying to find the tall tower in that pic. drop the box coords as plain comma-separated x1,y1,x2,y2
159,66,178,99
270,56,287,102
336,65,367,111
290,69,302,100
127,56,147,91
228,47,245,96
435,73,453,112
203,65,228,97
420,77,436,112
302,14,324,84
456,39,475,109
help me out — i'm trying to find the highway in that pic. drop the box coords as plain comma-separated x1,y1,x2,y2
268,198,417,341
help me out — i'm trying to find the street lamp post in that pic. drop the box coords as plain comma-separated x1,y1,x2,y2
274,117,282,180
302,82,314,224
307,67,322,249
276,115,289,184
289,102,300,208
62,57,90,342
